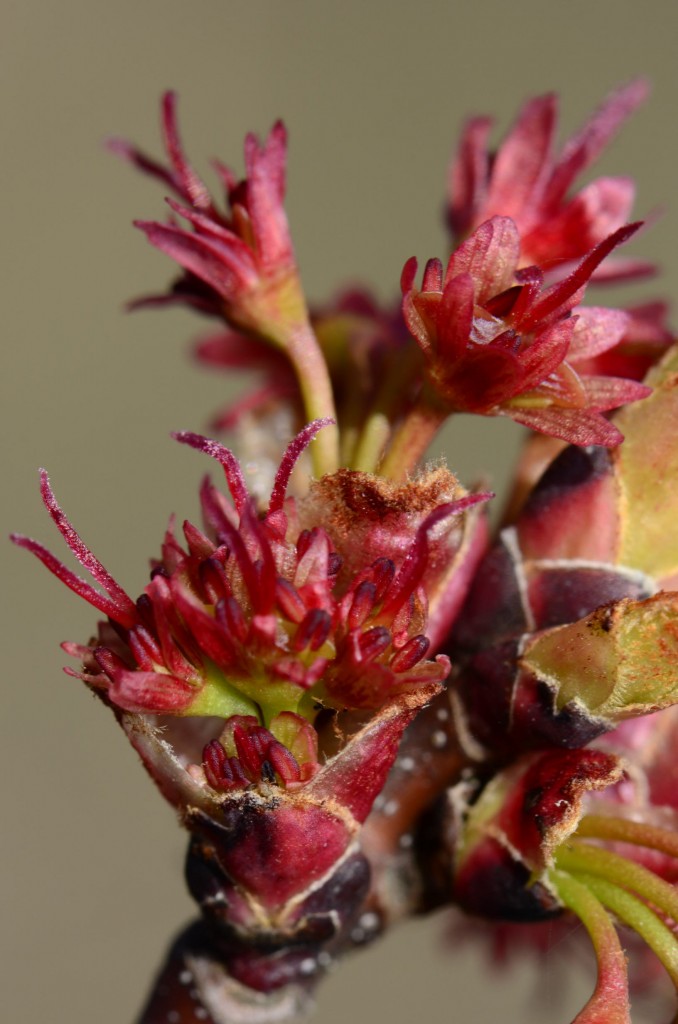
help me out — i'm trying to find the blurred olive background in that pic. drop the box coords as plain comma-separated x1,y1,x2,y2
3,2,678,1022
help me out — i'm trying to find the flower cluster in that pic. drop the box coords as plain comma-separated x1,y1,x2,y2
13,415,487,994
14,420,486,720
15,81,678,1024
401,218,650,445
111,92,297,330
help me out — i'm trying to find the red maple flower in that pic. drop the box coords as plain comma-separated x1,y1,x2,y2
111,93,342,477
110,92,299,339
402,217,650,446
13,421,489,995
447,79,652,281
12,421,489,721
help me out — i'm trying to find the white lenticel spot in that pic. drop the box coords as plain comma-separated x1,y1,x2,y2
399,833,414,849
383,799,399,817
195,1008,208,1020
399,756,415,772
431,730,447,748
167,1012,180,1024
436,707,450,722
179,970,192,985
359,911,380,932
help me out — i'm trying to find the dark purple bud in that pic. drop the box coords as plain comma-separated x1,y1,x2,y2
422,256,443,291
233,724,273,778
135,592,156,631
94,646,127,678
128,626,162,670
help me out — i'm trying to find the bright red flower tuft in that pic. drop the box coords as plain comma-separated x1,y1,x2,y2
110,92,302,341
402,217,651,446
12,421,485,722
447,79,652,281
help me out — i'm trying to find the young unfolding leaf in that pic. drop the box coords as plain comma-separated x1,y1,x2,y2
521,592,678,724
615,346,678,584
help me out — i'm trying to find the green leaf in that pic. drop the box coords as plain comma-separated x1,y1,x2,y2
615,345,678,583
521,593,678,722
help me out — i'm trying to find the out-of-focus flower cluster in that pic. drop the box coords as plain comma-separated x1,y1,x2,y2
15,80,678,1023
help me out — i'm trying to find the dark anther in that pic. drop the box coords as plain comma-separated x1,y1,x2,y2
293,608,332,651
328,552,343,576
358,626,392,662
134,593,156,630
260,759,276,784
348,581,377,630
391,634,430,671
275,577,307,623
371,557,395,602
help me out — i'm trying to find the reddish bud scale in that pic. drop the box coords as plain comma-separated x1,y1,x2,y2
404,351,678,1010
450,461,656,760
184,825,372,994
446,360,678,759
452,749,623,920
292,608,332,653
151,687,437,994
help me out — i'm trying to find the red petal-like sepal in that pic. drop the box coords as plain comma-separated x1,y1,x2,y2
446,80,650,277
